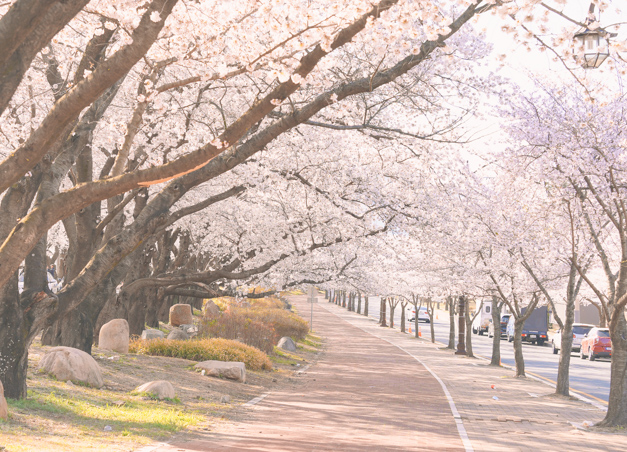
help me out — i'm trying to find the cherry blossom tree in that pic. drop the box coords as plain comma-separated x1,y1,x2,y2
501,84,627,426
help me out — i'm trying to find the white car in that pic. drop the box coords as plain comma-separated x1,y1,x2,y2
408,306,430,323
552,323,595,354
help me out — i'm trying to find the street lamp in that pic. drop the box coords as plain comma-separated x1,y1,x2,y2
573,4,616,69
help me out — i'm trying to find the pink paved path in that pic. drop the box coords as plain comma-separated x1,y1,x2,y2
150,295,464,451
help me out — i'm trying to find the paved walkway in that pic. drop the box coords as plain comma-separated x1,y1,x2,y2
149,294,627,451
320,297,626,451
150,294,465,451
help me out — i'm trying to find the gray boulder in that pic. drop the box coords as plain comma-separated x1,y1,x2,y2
179,324,198,337
0,379,7,420
135,380,175,400
277,336,297,352
167,329,189,340
38,346,104,388
195,360,246,383
141,329,165,340
99,319,129,353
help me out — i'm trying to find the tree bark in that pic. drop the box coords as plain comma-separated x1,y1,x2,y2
357,293,362,314
389,301,395,328
513,318,526,377
380,297,387,327
364,295,368,317
447,296,456,349
428,302,435,343
490,298,502,366
400,301,407,333
465,305,473,357
0,274,29,399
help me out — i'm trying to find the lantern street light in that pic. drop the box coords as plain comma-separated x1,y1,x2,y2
573,3,616,69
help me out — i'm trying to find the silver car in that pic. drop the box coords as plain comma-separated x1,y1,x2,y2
552,323,595,354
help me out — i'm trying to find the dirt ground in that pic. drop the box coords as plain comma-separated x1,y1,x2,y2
0,331,322,452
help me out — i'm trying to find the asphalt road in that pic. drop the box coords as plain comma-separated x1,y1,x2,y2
357,297,611,404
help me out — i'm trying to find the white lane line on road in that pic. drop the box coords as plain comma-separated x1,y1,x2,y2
323,305,474,452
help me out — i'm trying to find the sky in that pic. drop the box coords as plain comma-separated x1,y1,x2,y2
458,0,627,169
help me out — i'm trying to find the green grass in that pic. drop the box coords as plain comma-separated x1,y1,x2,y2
130,391,183,404
271,347,303,366
7,388,200,436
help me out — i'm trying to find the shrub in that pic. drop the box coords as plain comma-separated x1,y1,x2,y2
246,307,309,341
199,310,277,354
129,337,272,371
248,296,284,310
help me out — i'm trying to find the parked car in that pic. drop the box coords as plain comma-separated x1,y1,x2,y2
472,300,492,335
551,323,595,354
408,306,430,323
488,313,511,338
580,327,611,361
506,306,548,346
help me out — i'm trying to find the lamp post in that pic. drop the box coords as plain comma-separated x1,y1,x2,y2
573,4,615,69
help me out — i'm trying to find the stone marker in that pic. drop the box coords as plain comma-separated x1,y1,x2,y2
141,329,165,340
0,379,8,420
195,360,246,383
167,329,189,340
203,300,220,317
39,347,104,388
277,336,297,352
135,380,175,400
169,304,193,326
99,319,130,353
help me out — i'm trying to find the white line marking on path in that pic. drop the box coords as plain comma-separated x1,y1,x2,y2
323,304,474,452
243,393,270,407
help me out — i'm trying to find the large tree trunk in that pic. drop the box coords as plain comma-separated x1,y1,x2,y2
364,295,368,316
601,315,627,426
357,293,361,314
490,298,502,366
0,274,29,399
1,235,57,399
380,297,387,327
429,306,435,343
513,318,525,377
447,296,456,349
465,307,474,358
400,302,406,333
145,287,166,328
555,295,576,396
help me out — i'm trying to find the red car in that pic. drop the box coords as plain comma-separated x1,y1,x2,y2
580,327,612,361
